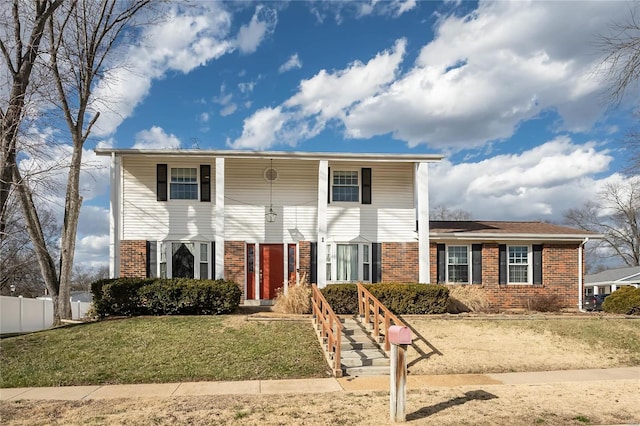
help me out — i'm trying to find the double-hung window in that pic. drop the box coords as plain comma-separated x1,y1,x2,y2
332,171,359,202
508,246,529,283
170,168,198,200
327,243,371,283
447,246,469,283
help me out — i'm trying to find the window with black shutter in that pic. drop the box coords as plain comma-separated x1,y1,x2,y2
436,244,446,284
472,244,482,284
157,164,167,201
200,165,211,202
361,167,371,204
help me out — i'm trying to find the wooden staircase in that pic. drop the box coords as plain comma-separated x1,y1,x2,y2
339,316,390,376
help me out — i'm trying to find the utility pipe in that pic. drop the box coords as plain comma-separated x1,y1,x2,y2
578,237,589,312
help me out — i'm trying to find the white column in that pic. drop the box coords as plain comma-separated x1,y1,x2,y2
109,153,121,278
317,160,328,288
215,158,225,279
611,284,617,293
416,163,430,283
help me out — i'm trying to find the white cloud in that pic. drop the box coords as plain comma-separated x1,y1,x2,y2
344,1,631,148
238,81,256,93
74,234,110,269
429,137,617,221
314,0,417,22
279,53,302,73
199,112,210,123
227,106,286,150
90,3,234,137
133,126,181,149
230,38,406,149
235,6,277,54
220,104,238,117
234,2,630,151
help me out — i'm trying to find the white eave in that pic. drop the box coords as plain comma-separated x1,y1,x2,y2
429,232,603,242
94,148,444,163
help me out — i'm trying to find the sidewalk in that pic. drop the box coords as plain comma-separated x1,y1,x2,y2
2,367,638,401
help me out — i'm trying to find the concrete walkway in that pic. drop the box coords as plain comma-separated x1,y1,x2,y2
2,367,638,401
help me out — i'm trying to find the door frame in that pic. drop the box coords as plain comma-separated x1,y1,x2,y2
245,242,298,301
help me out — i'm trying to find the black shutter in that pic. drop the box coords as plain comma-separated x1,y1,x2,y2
157,164,168,201
147,241,157,278
310,242,317,284
533,244,543,286
472,244,482,284
499,244,507,285
200,165,211,202
327,167,331,204
372,243,382,283
436,244,446,284
361,167,371,204
211,242,216,279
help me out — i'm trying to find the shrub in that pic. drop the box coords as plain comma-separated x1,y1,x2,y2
602,287,640,315
273,272,312,314
320,284,358,314
446,285,490,313
91,278,241,317
527,294,562,313
320,283,449,315
368,283,449,314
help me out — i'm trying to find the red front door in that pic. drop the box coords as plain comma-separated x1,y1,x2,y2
260,244,284,300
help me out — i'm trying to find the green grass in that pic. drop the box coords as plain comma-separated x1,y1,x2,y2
490,318,640,364
0,316,330,388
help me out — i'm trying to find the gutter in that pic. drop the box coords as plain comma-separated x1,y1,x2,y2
578,237,589,312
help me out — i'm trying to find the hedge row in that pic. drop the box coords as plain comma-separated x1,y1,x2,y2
602,286,640,315
320,283,449,315
91,278,242,317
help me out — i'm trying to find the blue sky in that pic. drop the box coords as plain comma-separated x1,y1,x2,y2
18,0,639,269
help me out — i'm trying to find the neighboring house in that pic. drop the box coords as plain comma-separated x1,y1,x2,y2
585,266,640,296
96,148,597,311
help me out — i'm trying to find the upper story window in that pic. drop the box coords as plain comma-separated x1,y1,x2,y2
332,171,359,202
170,168,198,200
508,245,529,283
447,246,469,283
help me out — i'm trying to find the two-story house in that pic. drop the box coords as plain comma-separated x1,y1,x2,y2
96,148,597,311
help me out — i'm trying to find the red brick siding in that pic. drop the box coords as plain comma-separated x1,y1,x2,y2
298,241,312,285
224,241,245,298
120,240,147,278
429,242,581,311
381,242,419,283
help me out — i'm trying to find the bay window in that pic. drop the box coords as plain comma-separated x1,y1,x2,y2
326,243,371,283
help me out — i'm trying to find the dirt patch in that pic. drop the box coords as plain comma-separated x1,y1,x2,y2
2,381,639,425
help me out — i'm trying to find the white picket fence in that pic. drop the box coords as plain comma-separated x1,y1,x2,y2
0,296,92,334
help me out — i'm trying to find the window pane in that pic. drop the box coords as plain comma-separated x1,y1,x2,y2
200,263,209,280
509,265,528,283
332,171,359,202
172,243,194,278
509,246,528,264
448,265,469,283
363,265,370,281
336,244,358,281
448,246,468,265
363,245,369,263
200,243,208,262
170,168,198,199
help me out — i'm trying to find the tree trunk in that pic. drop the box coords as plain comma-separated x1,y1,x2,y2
12,167,65,324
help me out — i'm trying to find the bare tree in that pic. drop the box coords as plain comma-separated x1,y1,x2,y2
564,177,640,267
4,0,153,324
430,205,473,221
0,0,63,239
596,3,640,104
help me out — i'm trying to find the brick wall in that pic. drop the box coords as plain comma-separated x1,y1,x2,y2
120,240,147,278
429,242,581,311
298,241,311,285
224,241,245,298
381,242,419,283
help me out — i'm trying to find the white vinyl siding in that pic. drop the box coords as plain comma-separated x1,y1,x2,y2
121,157,216,240
327,162,415,242
225,158,318,242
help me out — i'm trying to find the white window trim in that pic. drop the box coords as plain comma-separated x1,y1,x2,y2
330,169,360,203
326,242,371,283
169,166,199,201
446,244,471,284
157,240,212,279
507,244,532,285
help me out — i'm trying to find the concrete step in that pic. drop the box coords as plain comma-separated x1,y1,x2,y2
343,365,391,376
340,349,387,359
341,356,390,368
342,340,379,350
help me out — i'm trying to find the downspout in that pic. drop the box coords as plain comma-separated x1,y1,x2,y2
578,237,589,312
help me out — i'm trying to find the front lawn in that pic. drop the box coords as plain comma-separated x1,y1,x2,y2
0,316,330,388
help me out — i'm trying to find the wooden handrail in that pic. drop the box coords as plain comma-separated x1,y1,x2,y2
311,284,343,376
357,282,406,351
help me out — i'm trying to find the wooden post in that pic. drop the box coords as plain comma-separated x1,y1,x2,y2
390,342,408,422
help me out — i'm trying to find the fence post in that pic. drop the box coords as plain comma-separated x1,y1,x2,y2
18,296,24,332
389,325,411,423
